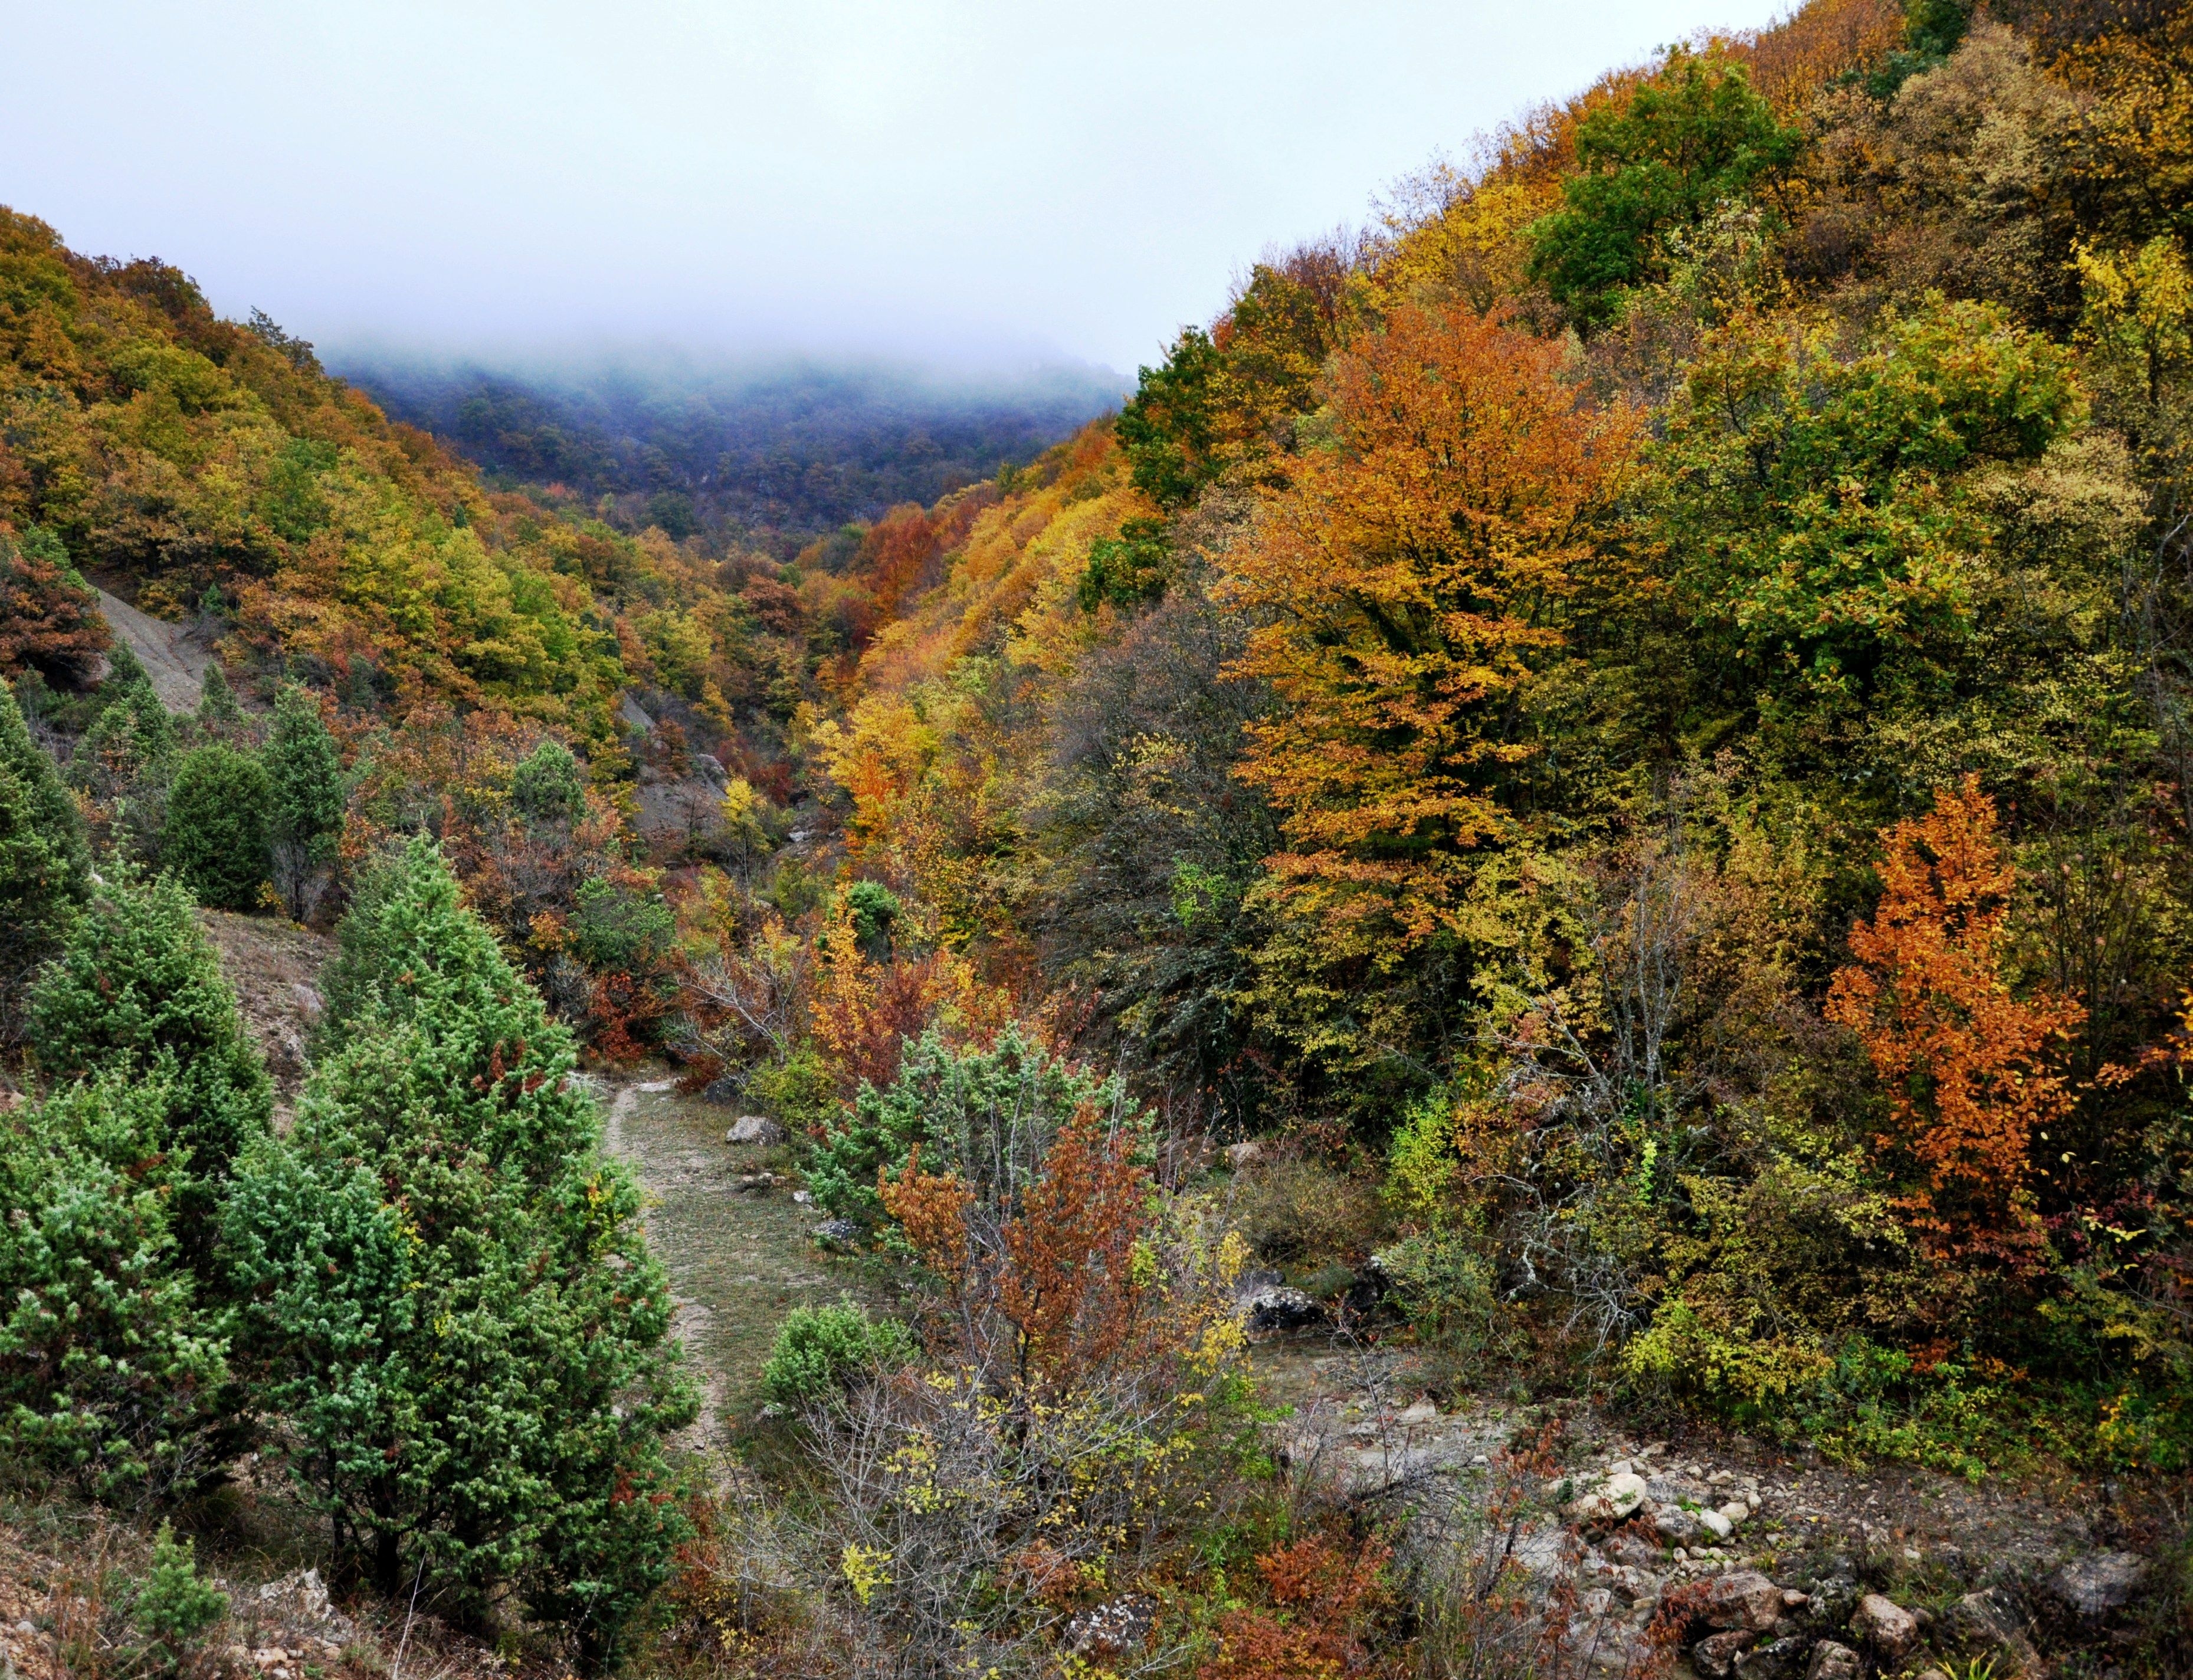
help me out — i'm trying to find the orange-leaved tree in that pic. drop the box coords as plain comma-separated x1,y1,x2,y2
883,1105,1162,1392
1217,301,1637,953
1826,777,2084,1322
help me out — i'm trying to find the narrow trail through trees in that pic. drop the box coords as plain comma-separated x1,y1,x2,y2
599,1077,877,1447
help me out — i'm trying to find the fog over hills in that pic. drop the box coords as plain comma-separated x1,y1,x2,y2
339,349,1128,547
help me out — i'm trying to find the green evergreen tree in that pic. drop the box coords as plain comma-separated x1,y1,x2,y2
0,1074,232,1501
130,1522,230,1671
0,675,90,892
27,867,271,1185
0,680,88,1031
165,743,274,911
227,841,693,1666
263,684,345,918
195,661,248,742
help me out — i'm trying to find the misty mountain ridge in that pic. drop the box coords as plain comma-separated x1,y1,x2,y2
338,349,1128,547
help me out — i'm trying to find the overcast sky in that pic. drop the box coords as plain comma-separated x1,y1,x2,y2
4,1,1794,378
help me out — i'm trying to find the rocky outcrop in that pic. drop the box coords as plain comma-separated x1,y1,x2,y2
726,1114,789,1146
2044,1550,2147,1622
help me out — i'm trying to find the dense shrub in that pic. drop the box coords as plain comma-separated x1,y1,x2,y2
0,678,87,1034
164,743,274,910
511,737,586,825
27,867,271,1187
808,1023,1127,1231
762,1301,910,1409
0,1076,232,1501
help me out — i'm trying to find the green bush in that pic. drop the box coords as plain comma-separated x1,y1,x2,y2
746,1045,837,1134
226,839,694,1669
130,1522,229,1670
0,681,87,1033
0,674,88,895
808,1023,1129,1231
27,867,271,1187
28,877,271,1193
163,743,273,910
0,1076,232,1501
511,737,585,826
762,1301,910,1409
571,875,677,974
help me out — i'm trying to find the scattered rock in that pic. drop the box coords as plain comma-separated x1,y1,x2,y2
1804,1642,1860,1680
1804,1561,1859,1629
1692,1629,1756,1679
1603,1564,1662,1606
1736,1635,1812,1679
1243,1285,1324,1334
2046,1551,2148,1622
1647,1472,1713,1506
1066,1593,1158,1658
1853,1592,1918,1659
1948,1588,2039,1674
1704,1571,1785,1634
792,1189,813,1205
1224,1140,1265,1169
251,1569,355,1642
1655,1505,1706,1546
812,1218,863,1249
1569,1471,1649,1524
726,1115,788,1146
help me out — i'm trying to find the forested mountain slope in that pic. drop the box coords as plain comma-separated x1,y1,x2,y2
4,0,2193,1674
799,0,2193,1476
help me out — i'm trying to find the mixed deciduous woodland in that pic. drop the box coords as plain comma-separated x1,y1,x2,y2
4,1,2193,1675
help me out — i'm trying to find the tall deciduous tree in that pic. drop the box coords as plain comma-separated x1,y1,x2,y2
1827,777,2084,1327
1217,301,1637,954
1527,47,1800,326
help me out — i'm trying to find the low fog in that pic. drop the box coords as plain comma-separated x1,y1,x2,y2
2,0,1795,377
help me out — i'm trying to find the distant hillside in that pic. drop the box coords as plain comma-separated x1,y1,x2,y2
338,354,1127,548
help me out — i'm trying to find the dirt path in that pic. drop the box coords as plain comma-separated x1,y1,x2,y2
93,588,211,713
600,1078,881,1446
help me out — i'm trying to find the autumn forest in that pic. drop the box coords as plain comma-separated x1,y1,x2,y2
2,0,2192,1675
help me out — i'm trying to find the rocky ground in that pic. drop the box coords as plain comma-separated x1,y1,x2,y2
196,911,335,1114
89,588,214,714
1252,1337,2166,1678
